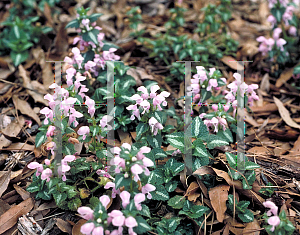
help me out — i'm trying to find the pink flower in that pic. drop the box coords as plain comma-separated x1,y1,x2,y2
127,104,140,121
46,126,55,137
217,117,227,131
125,216,138,235
268,216,280,232
137,86,149,99
263,201,278,216
85,97,96,118
80,222,95,235
267,15,276,27
276,38,286,51
45,159,51,165
130,94,143,105
92,227,104,235
72,47,84,69
136,146,151,160
28,162,44,177
120,191,131,209
140,100,150,114
44,94,56,110
68,108,84,127
148,117,163,136
273,28,282,40
100,195,111,209
289,26,297,36
150,85,160,98
74,73,86,91
82,19,90,30
100,115,112,130
142,184,156,199
134,193,145,210
41,168,52,182
108,210,125,227
79,85,89,99
66,67,76,87
85,61,96,73
40,107,54,125
209,67,216,76
131,164,143,182
207,79,218,91
223,104,230,112
212,104,218,112
78,206,94,220
78,126,90,140
102,48,120,61
211,117,219,133
104,182,120,198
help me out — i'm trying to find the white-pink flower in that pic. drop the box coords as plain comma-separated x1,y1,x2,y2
28,162,44,177
142,184,156,199
268,216,280,232
148,117,163,136
46,126,55,137
41,168,52,182
134,193,145,211
78,206,94,220
100,195,111,209
80,222,95,235
78,126,90,140
120,191,131,209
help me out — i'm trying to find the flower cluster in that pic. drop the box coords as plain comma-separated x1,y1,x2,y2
189,66,227,103
78,194,143,235
199,104,229,133
127,84,169,135
263,201,280,232
257,28,287,57
28,155,76,182
77,144,156,234
224,73,259,108
267,1,296,27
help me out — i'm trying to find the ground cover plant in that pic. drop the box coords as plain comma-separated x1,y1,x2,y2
0,0,300,235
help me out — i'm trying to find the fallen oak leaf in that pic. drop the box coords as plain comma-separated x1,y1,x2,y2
18,65,48,106
12,95,41,126
0,170,11,198
273,96,300,129
209,185,230,223
0,197,34,234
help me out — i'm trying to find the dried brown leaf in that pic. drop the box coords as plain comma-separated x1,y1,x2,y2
13,184,30,200
0,198,34,234
18,65,48,106
209,185,230,223
243,219,261,235
275,62,300,88
72,219,86,235
273,96,300,129
12,95,41,126
220,56,244,71
56,218,72,235
0,171,11,198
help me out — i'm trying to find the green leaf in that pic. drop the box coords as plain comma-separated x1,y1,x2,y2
245,161,260,170
89,13,103,22
26,181,40,193
191,205,209,218
62,142,75,155
165,158,185,175
11,51,29,66
89,197,100,209
65,19,80,29
115,174,124,189
68,198,82,211
166,132,185,152
35,131,47,148
238,209,254,223
207,135,229,149
134,216,152,234
36,190,52,200
217,128,233,143
136,123,148,140
168,195,185,209
226,152,236,168
53,192,67,206
151,185,169,201
148,169,164,185
193,139,210,158
165,180,178,192
139,204,151,218
294,64,300,74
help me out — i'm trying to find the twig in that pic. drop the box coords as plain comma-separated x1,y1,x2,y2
35,212,65,222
